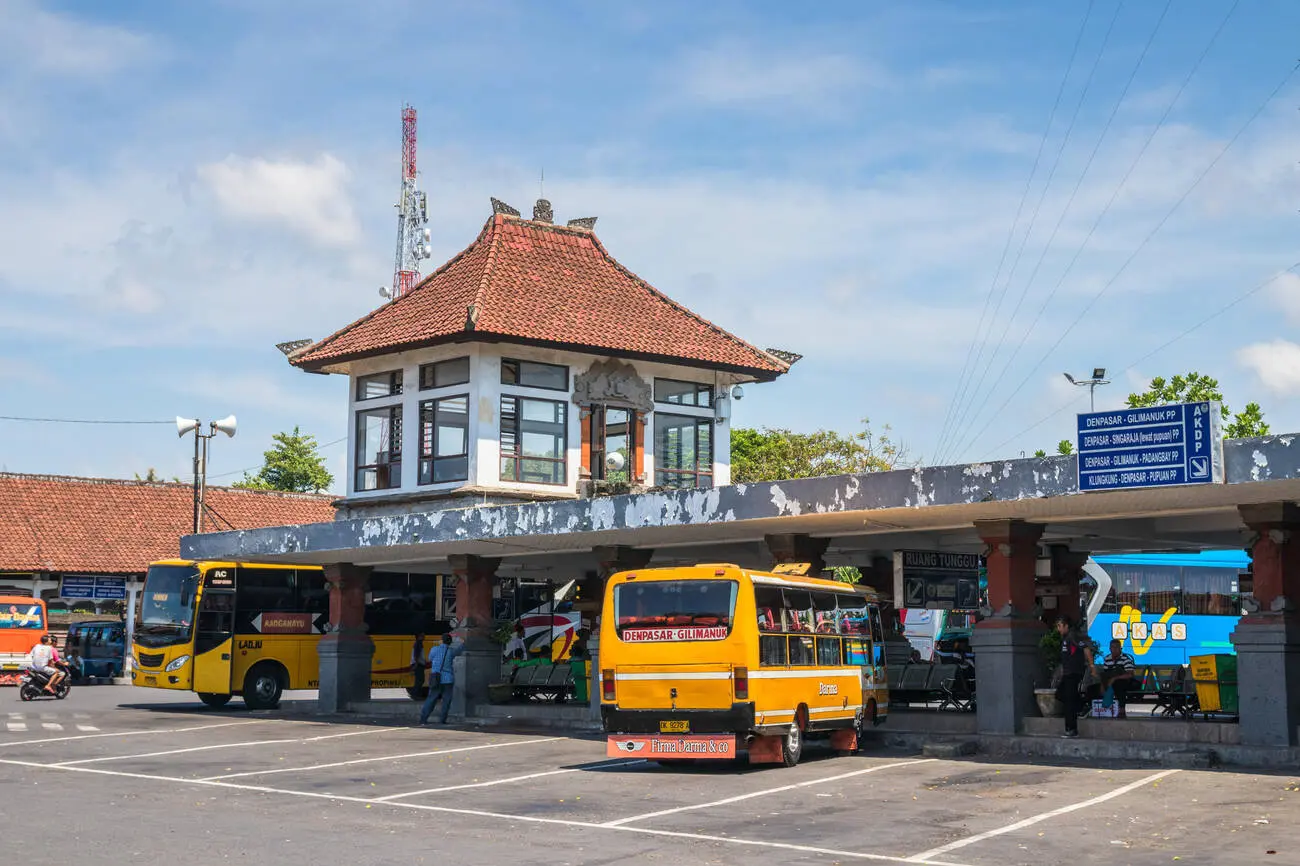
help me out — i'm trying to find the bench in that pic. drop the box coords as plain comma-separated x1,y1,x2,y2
887,663,976,712
498,661,575,703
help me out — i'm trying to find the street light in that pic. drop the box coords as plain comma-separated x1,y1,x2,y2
1063,368,1110,412
177,415,237,533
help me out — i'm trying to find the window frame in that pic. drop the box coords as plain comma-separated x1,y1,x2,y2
355,369,403,402
418,393,470,485
355,404,403,491
654,378,714,408
501,358,569,392
499,394,569,486
653,412,714,489
419,357,471,391
590,405,636,483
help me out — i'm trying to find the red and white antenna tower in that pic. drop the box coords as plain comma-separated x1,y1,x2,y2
383,104,431,302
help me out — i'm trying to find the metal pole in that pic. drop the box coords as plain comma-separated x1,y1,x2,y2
197,434,209,534
124,582,138,679
191,429,201,534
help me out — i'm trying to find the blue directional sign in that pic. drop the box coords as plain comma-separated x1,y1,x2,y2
93,578,127,600
1077,402,1223,492
59,576,97,599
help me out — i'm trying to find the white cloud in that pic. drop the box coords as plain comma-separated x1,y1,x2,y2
198,154,361,247
672,42,883,109
1266,272,1300,325
0,0,157,77
1238,339,1300,395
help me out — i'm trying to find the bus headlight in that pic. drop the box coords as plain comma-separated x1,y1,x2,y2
165,655,191,672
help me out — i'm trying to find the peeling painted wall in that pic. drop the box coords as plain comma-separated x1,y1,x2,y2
183,435,1300,562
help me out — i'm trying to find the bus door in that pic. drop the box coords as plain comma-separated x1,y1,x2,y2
193,568,236,694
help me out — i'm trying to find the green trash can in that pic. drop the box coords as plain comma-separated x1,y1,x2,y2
1189,654,1238,714
570,659,590,703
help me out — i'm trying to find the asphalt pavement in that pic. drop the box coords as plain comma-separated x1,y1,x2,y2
2,684,1297,865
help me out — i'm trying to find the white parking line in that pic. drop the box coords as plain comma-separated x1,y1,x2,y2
0,757,972,866
54,726,397,766
42,723,63,731
905,769,1180,862
200,736,564,780
601,758,933,827
6,722,26,732
0,720,265,748
373,759,646,801
76,725,99,732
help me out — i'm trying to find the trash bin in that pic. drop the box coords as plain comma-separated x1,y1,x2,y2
570,659,590,703
1189,654,1238,714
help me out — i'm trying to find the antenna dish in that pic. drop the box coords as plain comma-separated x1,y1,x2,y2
212,415,237,438
605,452,626,472
176,416,199,438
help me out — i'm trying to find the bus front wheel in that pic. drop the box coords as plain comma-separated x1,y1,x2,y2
198,692,232,708
243,665,284,710
782,719,803,767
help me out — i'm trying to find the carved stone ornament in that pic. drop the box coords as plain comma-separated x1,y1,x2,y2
572,359,653,413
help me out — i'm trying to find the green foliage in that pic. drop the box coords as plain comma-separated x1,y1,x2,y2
731,418,910,484
134,468,181,483
232,426,334,493
1040,628,1063,674
1032,449,1047,458
1126,372,1269,439
831,566,862,585
1056,440,1074,456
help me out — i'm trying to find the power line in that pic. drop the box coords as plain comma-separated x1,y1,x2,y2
931,0,1098,463
938,0,1121,464
941,0,1176,464
0,415,173,425
954,58,1298,460
986,262,1300,457
207,435,348,481
946,0,1239,463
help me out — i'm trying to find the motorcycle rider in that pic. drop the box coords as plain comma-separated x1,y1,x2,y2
28,634,65,694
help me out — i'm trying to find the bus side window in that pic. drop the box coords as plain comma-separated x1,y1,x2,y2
238,567,297,612
755,587,784,632
868,606,885,643
759,634,787,667
783,590,814,633
298,570,329,614
816,636,841,666
812,591,840,634
788,634,815,666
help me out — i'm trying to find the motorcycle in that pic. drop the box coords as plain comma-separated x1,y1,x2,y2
19,661,72,701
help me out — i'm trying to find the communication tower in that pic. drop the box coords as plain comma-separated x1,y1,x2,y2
382,105,431,302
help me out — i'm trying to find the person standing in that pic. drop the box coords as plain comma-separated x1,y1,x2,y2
1055,618,1093,738
419,633,465,725
503,624,527,661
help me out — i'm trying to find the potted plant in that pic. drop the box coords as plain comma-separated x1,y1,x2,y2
1035,628,1064,717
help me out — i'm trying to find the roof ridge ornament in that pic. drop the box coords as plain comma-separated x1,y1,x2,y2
491,197,520,217
533,198,553,223
765,348,802,365
566,216,598,230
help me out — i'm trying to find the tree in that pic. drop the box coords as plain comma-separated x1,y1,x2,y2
832,566,862,585
1056,440,1074,456
135,468,181,483
730,418,910,484
1126,372,1269,439
233,427,334,493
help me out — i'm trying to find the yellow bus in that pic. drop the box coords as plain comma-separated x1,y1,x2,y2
600,564,889,767
132,560,444,709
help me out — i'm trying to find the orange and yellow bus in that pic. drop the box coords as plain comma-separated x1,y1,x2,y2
132,560,445,708
0,596,48,686
600,564,889,767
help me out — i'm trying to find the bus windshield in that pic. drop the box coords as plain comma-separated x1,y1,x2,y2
613,580,737,640
0,601,44,629
137,565,200,645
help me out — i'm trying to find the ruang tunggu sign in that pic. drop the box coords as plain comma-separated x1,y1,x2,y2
1075,402,1224,493
893,550,981,610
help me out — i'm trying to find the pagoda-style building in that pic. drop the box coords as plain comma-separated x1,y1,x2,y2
284,198,795,517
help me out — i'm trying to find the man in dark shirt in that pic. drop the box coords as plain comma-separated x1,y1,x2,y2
1055,618,1094,738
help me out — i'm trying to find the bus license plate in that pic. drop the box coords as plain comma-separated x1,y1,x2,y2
143,675,157,685
659,720,689,733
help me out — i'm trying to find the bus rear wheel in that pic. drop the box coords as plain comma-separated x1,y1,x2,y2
782,719,804,767
198,692,232,708
243,665,284,710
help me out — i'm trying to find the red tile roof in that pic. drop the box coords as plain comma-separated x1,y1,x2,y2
291,211,790,378
0,473,335,574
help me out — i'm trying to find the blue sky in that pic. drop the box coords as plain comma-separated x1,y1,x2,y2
2,0,1298,490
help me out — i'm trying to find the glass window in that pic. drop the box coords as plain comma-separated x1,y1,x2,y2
1181,567,1239,616
789,634,816,666
419,395,469,484
817,637,842,666
590,406,635,483
613,580,738,638
356,405,402,491
356,370,402,401
783,590,814,633
755,586,785,632
419,357,470,390
813,592,841,634
654,379,713,408
500,396,567,485
501,358,568,391
654,413,713,489
759,634,787,666
236,568,297,612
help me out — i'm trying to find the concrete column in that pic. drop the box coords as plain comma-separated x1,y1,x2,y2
1045,545,1088,627
971,519,1045,735
1233,502,1300,747
764,533,830,575
589,546,654,719
317,563,373,713
447,554,500,719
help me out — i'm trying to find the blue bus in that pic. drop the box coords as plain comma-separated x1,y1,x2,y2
1085,550,1248,666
